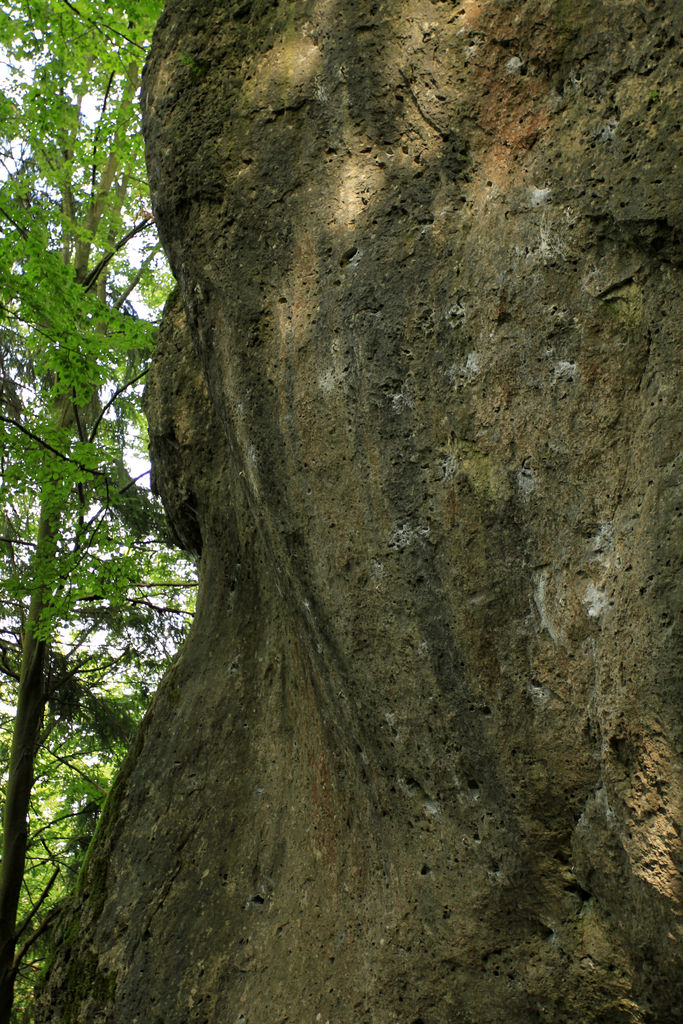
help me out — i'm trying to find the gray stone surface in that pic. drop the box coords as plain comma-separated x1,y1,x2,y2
38,1,681,1021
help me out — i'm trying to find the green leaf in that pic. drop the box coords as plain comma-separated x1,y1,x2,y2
0,2,198,1017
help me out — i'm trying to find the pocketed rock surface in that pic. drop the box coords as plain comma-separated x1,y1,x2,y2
38,2,681,1022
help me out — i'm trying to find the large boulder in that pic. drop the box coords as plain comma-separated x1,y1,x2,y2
38,2,681,1021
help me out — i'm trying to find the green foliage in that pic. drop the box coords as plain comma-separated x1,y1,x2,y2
0,3,195,1020
179,53,209,79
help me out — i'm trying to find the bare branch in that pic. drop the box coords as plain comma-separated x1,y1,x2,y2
88,367,148,444
125,597,193,617
118,469,149,495
27,807,93,846
114,243,162,310
47,751,108,794
13,903,61,970
15,867,59,943
82,217,154,294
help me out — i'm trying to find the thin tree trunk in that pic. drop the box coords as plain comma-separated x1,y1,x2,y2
0,388,71,1023
0,512,52,1024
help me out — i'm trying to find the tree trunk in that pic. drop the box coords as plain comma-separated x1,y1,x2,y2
0,514,51,1024
0,390,70,1020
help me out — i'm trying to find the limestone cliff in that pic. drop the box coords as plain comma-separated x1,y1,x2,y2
38,2,681,1022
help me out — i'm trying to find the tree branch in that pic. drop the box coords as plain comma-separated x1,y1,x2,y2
114,243,162,310
0,208,28,240
82,217,153,293
47,751,108,794
73,592,194,617
0,416,105,478
71,389,87,445
13,903,61,970
27,807,92,847
88,367,148,444
117,469,152,495
125,597,193,617
14,868,59,944
132,581,198,590
90,72,115,198
58,0,145,51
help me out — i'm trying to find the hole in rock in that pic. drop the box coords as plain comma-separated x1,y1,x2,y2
565,881,591,903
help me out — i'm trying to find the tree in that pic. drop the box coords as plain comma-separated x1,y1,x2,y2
0,3,194,1020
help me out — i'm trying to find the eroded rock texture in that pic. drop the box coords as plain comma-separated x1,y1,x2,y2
39,2,681,1022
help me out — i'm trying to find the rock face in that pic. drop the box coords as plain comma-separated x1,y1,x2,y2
38,2,681,1022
